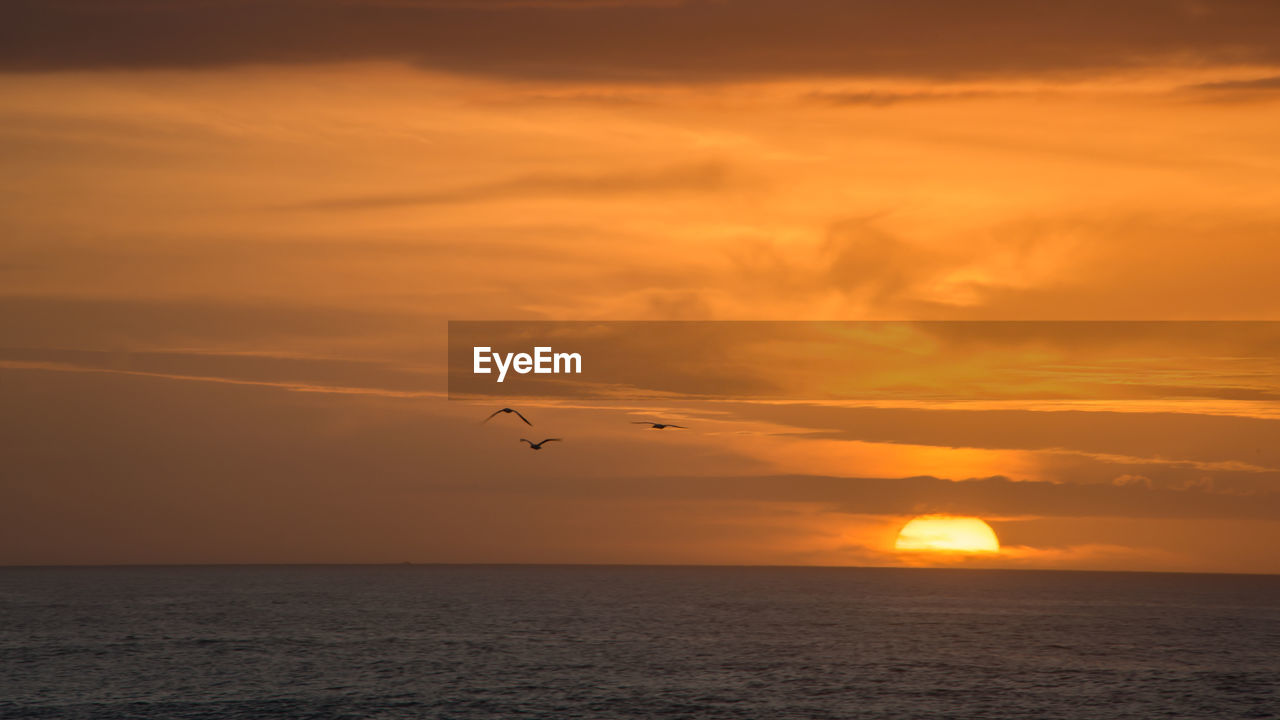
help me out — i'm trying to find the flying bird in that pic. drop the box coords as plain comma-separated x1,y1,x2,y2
485,407,532,425
632,421,686,429
520,438,562,450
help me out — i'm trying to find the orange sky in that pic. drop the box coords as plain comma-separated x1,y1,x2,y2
2,0,1280,571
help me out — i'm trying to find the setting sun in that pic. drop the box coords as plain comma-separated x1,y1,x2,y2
895,516,1001,554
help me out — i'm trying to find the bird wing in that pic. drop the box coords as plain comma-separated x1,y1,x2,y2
484,409,505,422
631,421,655,425
512,409,532,425
544,438,562,443
668,424,687,429
519,438,533,445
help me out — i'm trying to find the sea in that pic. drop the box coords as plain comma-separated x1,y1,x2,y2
2,565,1277,719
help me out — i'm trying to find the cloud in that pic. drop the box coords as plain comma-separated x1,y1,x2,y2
821,218,936,303
353,0,683,7
808,90,1005,106
723,401,1280,472
1180,75,1280,102
0,347,441,398
3,361,1277,566
589,473,1280,521
805,215,1280,320
0,295,429,352
1185,75,1280,92
283,162,729,210
1188,75,1280,91
5,1,1280,80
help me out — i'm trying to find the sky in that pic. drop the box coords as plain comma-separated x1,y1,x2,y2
3,0,1280,571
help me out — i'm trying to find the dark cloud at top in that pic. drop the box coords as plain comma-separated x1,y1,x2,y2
3,0,1280,80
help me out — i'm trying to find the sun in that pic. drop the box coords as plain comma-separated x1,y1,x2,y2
895,515,1000,554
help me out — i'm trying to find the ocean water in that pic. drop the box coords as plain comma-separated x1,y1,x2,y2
1,566,1278,719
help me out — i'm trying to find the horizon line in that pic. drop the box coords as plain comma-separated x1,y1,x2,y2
2,562,1276,578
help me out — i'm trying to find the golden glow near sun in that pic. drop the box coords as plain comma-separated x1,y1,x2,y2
895,516,1001,554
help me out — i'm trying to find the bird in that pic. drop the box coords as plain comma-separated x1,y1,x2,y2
632,421,686,429
520,438,561,450
485,407,532,425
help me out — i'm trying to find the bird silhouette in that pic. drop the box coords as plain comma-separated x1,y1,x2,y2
520,438,561,450
632,421,686,429
485,407,532,425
